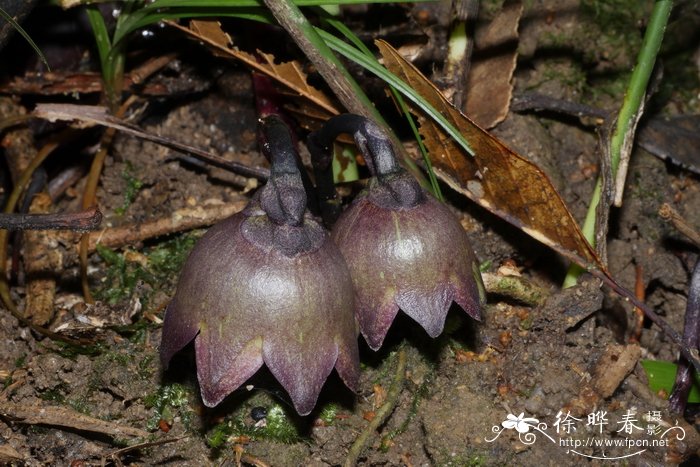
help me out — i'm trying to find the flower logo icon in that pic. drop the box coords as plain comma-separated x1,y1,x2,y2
502,413,540,433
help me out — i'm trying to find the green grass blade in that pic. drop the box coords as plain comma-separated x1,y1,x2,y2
113,0,427,47
391,86,443,200
113,8,274,45
320,13,443,199
564,0,672,287
147,0,412,7
85,5,112,70
0,6,50,71
317,29,475,158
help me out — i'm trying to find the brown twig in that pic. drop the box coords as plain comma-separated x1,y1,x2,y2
659,203,700,248
0,206,102,231
129,53,178,86
1,53,178,96
240,453,271,467
105,436,187,463
84,201,247,253
592,268,700,374
0,399,149,438
34,103,270,181
57,201,248,267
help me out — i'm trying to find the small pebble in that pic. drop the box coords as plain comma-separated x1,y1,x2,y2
251,406,267,422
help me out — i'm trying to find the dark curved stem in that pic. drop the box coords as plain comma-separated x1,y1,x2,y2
252,72,319,216
311,114,401,177
258,116,308,226
669,259,700,414
308,114,404,226
260,115,300,176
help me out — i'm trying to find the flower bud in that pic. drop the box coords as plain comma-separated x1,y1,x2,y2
160,116,359,415
332,172,485,349
310,114,485,350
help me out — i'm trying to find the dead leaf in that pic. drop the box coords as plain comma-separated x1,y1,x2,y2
377,39,604,272
0,444,23,463
189,19,233,49
464,0,523,128
171,20,339,123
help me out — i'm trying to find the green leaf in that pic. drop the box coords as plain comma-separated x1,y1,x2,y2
640,360,700,403
319,12,442,198
148,0,405,6
332,145,359,183
85,6,111,75
316,29,476,158
112,0,423,46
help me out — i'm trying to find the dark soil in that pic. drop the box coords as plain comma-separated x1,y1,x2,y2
1,1,700,466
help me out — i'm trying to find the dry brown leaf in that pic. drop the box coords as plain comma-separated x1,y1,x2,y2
377,39,604,272
172,20,339,122
189,19,233,49
464,0,523,128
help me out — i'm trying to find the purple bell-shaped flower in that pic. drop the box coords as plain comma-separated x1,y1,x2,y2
310,115,485,350
160,116,359,415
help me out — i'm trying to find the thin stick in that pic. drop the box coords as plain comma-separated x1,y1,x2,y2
344,347,407,467
592,268,700,374
630,263,645,343
0,207,102,232
0,399,149,438
34,103,270,181
106,436,187,458
659,203,700,249
60,201,248,266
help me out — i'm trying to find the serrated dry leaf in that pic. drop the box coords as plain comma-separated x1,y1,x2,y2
377,39,604,272
171,20,339,122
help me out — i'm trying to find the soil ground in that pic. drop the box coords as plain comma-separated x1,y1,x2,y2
1,1,700,466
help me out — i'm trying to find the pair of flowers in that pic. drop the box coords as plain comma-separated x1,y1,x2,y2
160,115,485,415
